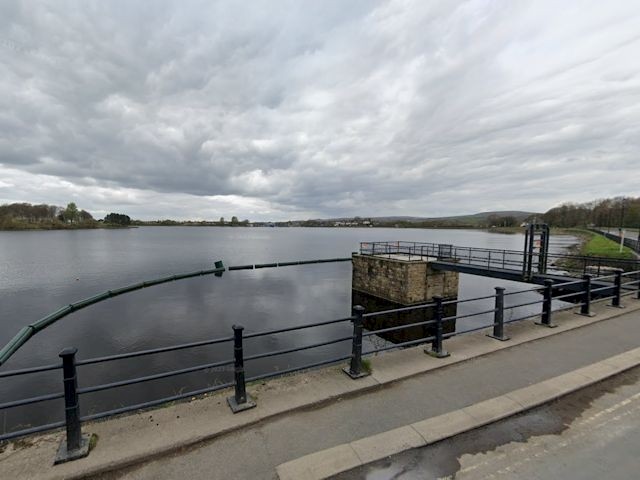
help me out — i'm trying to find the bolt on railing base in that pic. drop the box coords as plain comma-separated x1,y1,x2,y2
227,394,256,414
424,347,450,359
342,366,370,379
54,434,91,464
486,333,510,342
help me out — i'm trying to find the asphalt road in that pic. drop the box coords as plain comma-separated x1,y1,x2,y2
334,367,640,480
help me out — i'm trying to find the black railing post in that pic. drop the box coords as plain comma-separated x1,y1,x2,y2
536,279,557,328
611,269,624,308
227,325,256,413
344,305,369,379
578,274,594,317
54,347,90,464
637,272,640,300
487,287,509,341
425,296,450,358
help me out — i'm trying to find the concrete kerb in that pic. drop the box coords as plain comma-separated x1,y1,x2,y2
2,298,639,480
276,347,640,480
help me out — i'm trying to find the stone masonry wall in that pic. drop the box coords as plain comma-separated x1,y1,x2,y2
352,254,459,305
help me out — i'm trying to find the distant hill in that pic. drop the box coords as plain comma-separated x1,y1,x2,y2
419,211,540,225
305,211,539,226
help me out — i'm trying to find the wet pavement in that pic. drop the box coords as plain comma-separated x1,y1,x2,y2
334,367,640,480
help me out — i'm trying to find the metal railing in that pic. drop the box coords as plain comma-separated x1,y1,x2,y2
359,241,640,275
2,266,638,462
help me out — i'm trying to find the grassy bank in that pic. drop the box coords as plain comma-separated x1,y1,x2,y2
580,232,636,259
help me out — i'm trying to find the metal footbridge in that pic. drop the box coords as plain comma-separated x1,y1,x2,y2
359,241,640,297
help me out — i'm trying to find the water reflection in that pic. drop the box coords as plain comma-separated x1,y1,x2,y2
352,290,456,344
0,228,577,435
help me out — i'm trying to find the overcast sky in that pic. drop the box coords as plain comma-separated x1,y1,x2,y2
1,1,639,221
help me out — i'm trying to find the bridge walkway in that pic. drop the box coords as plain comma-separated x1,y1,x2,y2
93,302,640,480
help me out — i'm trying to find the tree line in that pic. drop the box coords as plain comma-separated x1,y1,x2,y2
0,202,132,229
543,196,640,228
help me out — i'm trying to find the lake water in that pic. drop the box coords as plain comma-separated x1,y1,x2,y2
0,227,577,433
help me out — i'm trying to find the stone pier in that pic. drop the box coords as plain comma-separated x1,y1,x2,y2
351,253,459,343
352,253,459,304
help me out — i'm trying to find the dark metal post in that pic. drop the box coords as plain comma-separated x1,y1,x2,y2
536,279,557,328
488,287,509,341
227,325,256,413
611,269,624,308
637,271,640,300
55,347,90,464
214,259,224,277
578,274,594,317
426,296,450,358
344,305,369,379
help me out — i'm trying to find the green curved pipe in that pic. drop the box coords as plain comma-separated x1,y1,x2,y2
0,261,225,367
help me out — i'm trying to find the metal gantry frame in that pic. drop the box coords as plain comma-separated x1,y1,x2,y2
522,223,550,280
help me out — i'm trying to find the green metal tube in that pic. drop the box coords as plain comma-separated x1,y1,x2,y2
70,291,111,310
30,306,73,331
0,259,226,366
0,326,34,365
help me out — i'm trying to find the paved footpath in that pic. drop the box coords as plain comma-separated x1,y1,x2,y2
97,309,640,480
335,367,640,480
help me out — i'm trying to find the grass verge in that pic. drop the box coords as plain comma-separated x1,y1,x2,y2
580,232,636,259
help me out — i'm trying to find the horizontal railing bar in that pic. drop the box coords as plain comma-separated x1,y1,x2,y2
80,381,235,422
621,290,639,298
244,336,352,362
0,391,64,411
76,336,235,366
592,273,617,280
363,302,437,318
365,335,436,355
553,290,585,301
442,294,497,305
362,319,437,337
503,312,541,325
244,316,352,339
504,299,544,309
591,286,614,293
591,294,616,304
0,420,66,442
0,362,62,378
444,322,496,338
78,359,235,394
503,287,545,297
245,355,352,383
450,308,498,321
552,279,586,288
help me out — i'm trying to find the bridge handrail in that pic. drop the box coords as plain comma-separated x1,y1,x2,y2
2,267,638,444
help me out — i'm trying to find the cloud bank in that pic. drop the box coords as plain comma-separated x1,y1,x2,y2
1,1,639,220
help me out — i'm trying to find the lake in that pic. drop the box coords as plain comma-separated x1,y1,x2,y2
0,227,577,433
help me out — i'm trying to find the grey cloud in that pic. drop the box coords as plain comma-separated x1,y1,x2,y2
1,0,639,220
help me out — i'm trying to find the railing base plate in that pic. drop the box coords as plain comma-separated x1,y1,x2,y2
227,394,256,414
342,367,370,379
486,334,510,342
54,434,91,465
534,321,558,328
607,304,625,309
575,312,596,318
424,348,450,359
